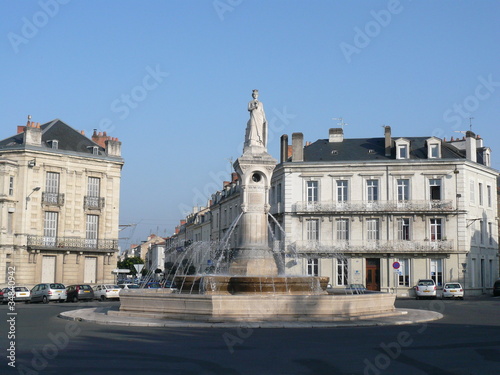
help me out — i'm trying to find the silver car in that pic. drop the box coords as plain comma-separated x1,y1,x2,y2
30,283,67,303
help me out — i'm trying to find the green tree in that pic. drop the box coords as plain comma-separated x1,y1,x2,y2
117,257,144,276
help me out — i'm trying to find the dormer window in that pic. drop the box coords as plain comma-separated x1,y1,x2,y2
48,140,59,149
395,138,410,159
426,137,441,159
87,146,99,155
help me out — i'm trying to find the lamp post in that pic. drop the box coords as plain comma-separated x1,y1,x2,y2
25,186,41,210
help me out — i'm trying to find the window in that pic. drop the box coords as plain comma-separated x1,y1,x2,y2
276,183,282,204
430,144,439,158
367,180,378,202
429,179,441,200
397,218,410,240
7,212,13,234
397,259,410,286
487,185,492,207
430,259,443,287
489,222,494,246
478,183,483,206
43,212,58,247
86,177,101,208
337,180,348,202
480,220,484,244
307,258,319,276
397,179,410,201
86,214,99,248
469,180,475,204
306,219,319,241
430,219,442,241
9,176,14,196
306,181,318,203
397,145,408,159
336,219,349,240
337,259,348,286
366,219,379,241
45,172,60,204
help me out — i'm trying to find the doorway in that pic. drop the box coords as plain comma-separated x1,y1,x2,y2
366,258,380,291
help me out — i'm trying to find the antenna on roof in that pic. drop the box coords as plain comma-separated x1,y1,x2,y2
333,117,348,130
468,117,474,131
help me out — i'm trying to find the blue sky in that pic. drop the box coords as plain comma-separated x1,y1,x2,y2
2,0,499,249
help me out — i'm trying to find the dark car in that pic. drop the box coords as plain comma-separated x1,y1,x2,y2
493,279,500,297
66,284,94,302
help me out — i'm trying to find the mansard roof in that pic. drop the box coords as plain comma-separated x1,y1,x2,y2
302,136,463,162
0,119,113,158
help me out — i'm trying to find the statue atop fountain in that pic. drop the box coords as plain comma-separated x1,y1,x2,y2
229,90,279,276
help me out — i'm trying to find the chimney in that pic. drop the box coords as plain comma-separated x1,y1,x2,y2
105,138,122,157
291,132,304,162
17,126,26,134
23,120,42,146
465,131,477,162
329,128,343,143
287,145,293,159
280,134,289,163
384,126,392,156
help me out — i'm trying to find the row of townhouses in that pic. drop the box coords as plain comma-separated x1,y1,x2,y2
0,118,123,287
166,126,499,296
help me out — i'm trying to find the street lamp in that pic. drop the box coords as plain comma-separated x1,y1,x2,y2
25,187,41,210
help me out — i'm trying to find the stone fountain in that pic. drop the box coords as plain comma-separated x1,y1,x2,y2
117,90,396,322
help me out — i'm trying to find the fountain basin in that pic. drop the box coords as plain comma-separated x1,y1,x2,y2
174,275,330,295
117,289,397,322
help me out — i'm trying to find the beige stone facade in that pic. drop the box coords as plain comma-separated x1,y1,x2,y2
0,119,123,287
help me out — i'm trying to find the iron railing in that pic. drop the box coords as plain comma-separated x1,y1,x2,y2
290,239,455,254
84,196,105,209
42,192,65,206
292,200,454,213
27,235,118,252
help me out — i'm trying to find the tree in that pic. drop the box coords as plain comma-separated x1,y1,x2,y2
117,257,144,276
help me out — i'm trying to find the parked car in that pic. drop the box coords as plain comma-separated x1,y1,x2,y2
118,283,140,290
493,279,500,297
344,284,367,294
93,284,121,301
1,287,31,303
30,283,67,303
66,284,94,302
414,279,437,299
442,282,464,300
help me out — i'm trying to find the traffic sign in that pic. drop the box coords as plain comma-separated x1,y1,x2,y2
392,261,400,269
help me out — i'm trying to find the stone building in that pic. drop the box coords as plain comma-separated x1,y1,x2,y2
0,118,123,286
270,127,499,296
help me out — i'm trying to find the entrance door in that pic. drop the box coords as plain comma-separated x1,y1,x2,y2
41,256,56,283
366,258,380,291
84,257,97,283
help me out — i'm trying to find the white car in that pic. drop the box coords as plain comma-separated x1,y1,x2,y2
93,284,121,301
442,282,464,300
118,283,140,290
414,279,437,299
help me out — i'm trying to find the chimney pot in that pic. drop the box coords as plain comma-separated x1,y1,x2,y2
291,132,304,162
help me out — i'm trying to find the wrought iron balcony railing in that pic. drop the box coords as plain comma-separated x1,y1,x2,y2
27,235,118,252
42,192,65,206
289,239,455,255
291,200,454,214
84,196,105,210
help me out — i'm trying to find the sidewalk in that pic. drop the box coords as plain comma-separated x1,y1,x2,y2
58,306,443,328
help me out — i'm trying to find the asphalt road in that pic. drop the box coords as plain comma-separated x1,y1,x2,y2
1,296,499,375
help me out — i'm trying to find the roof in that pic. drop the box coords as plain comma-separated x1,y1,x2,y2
0,119,116,158
302,137,464,162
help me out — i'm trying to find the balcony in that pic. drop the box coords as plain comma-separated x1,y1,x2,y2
27,235,118,253
42,192,65,206
292,200,455,214
289,239,455,256
84,196,105,210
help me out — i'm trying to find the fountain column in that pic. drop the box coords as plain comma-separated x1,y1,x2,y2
228,90,278,276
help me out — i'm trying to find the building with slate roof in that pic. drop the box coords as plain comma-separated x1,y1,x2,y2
0,117,124,286
269,126,499,296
